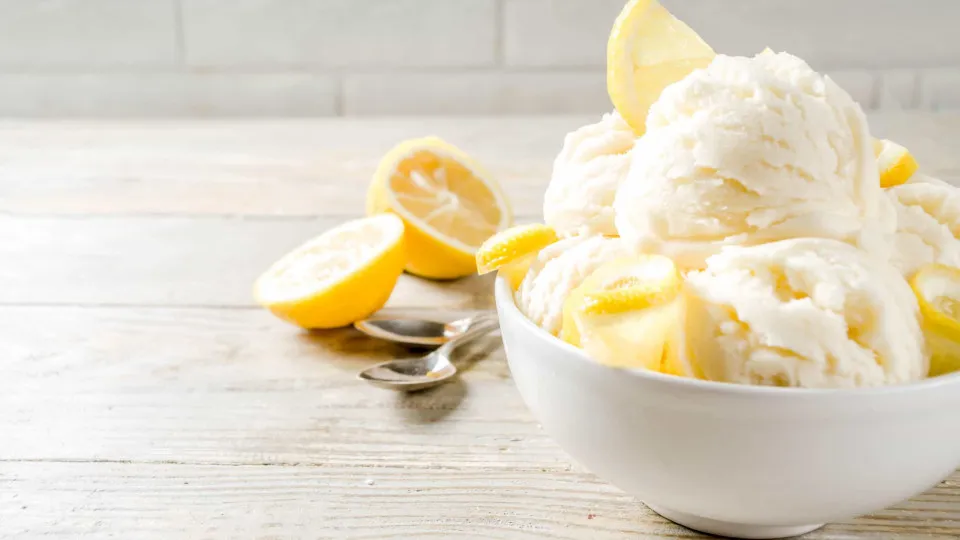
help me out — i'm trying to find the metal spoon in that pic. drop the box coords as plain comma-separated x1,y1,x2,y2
353,311,498,347
357,317,500,391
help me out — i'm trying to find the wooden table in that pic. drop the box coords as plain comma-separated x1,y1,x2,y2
3,115,959,539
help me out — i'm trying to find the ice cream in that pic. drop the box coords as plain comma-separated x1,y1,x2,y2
543,112,635,238
908,173,953,187
683,238,927,388
486,0,960,387
887,181,960,277
516,235,625,335
614,51,894,270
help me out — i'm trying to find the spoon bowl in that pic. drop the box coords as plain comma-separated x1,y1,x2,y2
354,311,497,347
358,355,458,392
358,317,500,391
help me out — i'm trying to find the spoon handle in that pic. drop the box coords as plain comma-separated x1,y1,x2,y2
462,311,499,331
438,317,500,356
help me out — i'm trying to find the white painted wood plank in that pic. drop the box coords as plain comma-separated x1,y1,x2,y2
1,304,957,538
1,114,957,217
1,461,704,539
2,462,957,539
0,117,583,216
2,116,960,540
0,215,503,308
0,305,497,393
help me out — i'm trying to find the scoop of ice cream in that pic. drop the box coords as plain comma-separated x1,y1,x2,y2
887,181,960,276
516,235,625,335
683,238,927,388
543,112,635,238
908,173,953,187
614,51,893,270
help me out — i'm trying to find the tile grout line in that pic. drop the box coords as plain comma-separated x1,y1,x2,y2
0,64,959,77
0,211,546,221
494,0,506,67
913,69,924,110
0,65,608,76
172,0,187,68
333,75,344,116
868,72,881,111
0,302,492,311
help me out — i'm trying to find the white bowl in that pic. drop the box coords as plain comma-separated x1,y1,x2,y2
495,276,960,539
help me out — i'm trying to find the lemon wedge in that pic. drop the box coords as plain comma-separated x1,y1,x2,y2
910,263,960,377
561,255,688,374
607,0,715,135
876,138,919,188
476,223,558,274
477,223,559,290
476,223,559,289
254,214,406,329
367,137,511,279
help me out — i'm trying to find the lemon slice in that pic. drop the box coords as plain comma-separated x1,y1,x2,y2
477,223,559,290
254,214,406,329
476,223,558,273
561,255,688,374
367,137,511,279
910,263,960,377
876,138,919,188
607,0,715,135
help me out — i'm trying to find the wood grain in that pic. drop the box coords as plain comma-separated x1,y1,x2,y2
0,215,511,308
3,115,960,539
0,117,582,217
0,305,498,391
2,464,958,539
0,305,547,468
0,461,701,540
1,114,959,218
2,304,959,538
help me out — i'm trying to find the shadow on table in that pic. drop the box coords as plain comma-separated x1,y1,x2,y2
293,326,416,376
396,333,503,424
397,378,467,424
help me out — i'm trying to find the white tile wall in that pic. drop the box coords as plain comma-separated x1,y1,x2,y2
503,0,623,67
824,71,876,109
665,0,960,70
922,69,960,110
0,0,955,116
0,0,179,68
878,70,920,110
0,74,338,117
182,0,497,68
344,70,608,115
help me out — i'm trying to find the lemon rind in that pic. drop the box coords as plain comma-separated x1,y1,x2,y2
877,139,919,188
374,136,512,257
476,224,558,275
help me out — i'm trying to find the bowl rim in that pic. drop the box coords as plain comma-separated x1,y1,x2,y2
495,275,960,398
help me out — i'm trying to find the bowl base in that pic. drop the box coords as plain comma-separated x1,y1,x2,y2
646,503,824,539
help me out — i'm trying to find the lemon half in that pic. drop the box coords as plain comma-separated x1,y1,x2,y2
254,214,406,329
607,0,715,135
368,137,511,279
